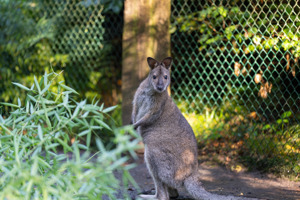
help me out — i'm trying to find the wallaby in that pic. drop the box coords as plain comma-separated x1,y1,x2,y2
132,57,238,200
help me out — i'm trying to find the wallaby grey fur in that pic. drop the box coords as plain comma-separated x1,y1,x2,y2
132,57,238,200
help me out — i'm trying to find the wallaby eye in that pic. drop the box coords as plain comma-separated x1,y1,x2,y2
164,75,167,79
153,75,157,79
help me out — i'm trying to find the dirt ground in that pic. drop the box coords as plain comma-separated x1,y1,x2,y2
126,153,300,200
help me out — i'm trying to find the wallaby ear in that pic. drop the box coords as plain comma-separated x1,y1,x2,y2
147,57,159,70
162,57,172,69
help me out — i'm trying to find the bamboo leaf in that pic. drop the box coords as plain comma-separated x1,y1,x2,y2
87,130,92,147
0,115,4,123
44,71,48,86
40,83,51,95
102,105,117,113
96,138,106,153
95,119,112,131
78,144,88,150
12,82,30,91
38,125,43,140
27,94,37,102
45,143,60,150
17,98,21,107
34,76,41,93
78,129,90,137
0,124,12,134
60,84,79,94
37,157,51,168
31,158,38,175
56,138,72,151
35,107,55,115
0,102,20,108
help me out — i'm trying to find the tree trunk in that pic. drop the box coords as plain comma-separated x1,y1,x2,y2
122,0,171,125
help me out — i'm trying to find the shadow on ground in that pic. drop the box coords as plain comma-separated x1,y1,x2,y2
127,154,300,200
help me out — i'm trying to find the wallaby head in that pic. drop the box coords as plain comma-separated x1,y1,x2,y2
147,57,172,93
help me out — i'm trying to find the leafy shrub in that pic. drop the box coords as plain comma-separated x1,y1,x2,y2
0,71,140,199
180,101,300,178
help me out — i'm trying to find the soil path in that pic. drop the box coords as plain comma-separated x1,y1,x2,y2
127,154,300,200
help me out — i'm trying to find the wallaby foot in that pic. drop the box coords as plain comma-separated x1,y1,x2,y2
168,187,179,199
139,194,157,199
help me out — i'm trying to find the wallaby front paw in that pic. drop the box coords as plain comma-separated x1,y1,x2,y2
138,194,158,199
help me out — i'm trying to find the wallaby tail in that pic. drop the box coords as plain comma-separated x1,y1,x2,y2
184,173,236,200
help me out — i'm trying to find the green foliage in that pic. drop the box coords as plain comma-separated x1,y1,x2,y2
173,3,300,58
0,72,140,199
0,0,69,107
180,101,300,178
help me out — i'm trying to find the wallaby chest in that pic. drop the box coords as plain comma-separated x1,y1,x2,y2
135,90,153,122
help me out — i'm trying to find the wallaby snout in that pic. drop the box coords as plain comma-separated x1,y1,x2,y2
156,84,164,92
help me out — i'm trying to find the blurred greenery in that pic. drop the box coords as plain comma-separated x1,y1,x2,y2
173,4,300,58
0,0,67,110
0,0,124,115
0,71,140,199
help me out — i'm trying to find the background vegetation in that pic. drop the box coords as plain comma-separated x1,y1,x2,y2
0,0,124,115
171,0,300,178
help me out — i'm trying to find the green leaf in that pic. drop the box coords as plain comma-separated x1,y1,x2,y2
40,83,51,95
0,124,12,134
262,124,271,130
102,105,117,113
78,144,88,150
35,107,55,115
34,76,41,93
12,82,30,91
96,138,106,153
38,125,43,140
78,129,91,137
31,158,38,175
281,111,292,118
44,71,48,86
45,143,60,150
37,157,51,168
95,119,112,131
60,84,79,94
0,115,4,123
27,94,37,102
0,102,20,108
84,129,91,148
218,6,227,17
30,83,35,90
15,115,26,123
56,138,72,152
17,98,21,107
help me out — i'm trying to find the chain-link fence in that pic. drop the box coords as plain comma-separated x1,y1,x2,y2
0,0,123,114
171,0,300,175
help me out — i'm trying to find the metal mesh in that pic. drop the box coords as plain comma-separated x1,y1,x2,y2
171,0,300,174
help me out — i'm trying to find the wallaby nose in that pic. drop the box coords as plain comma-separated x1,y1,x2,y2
157,85,164,91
